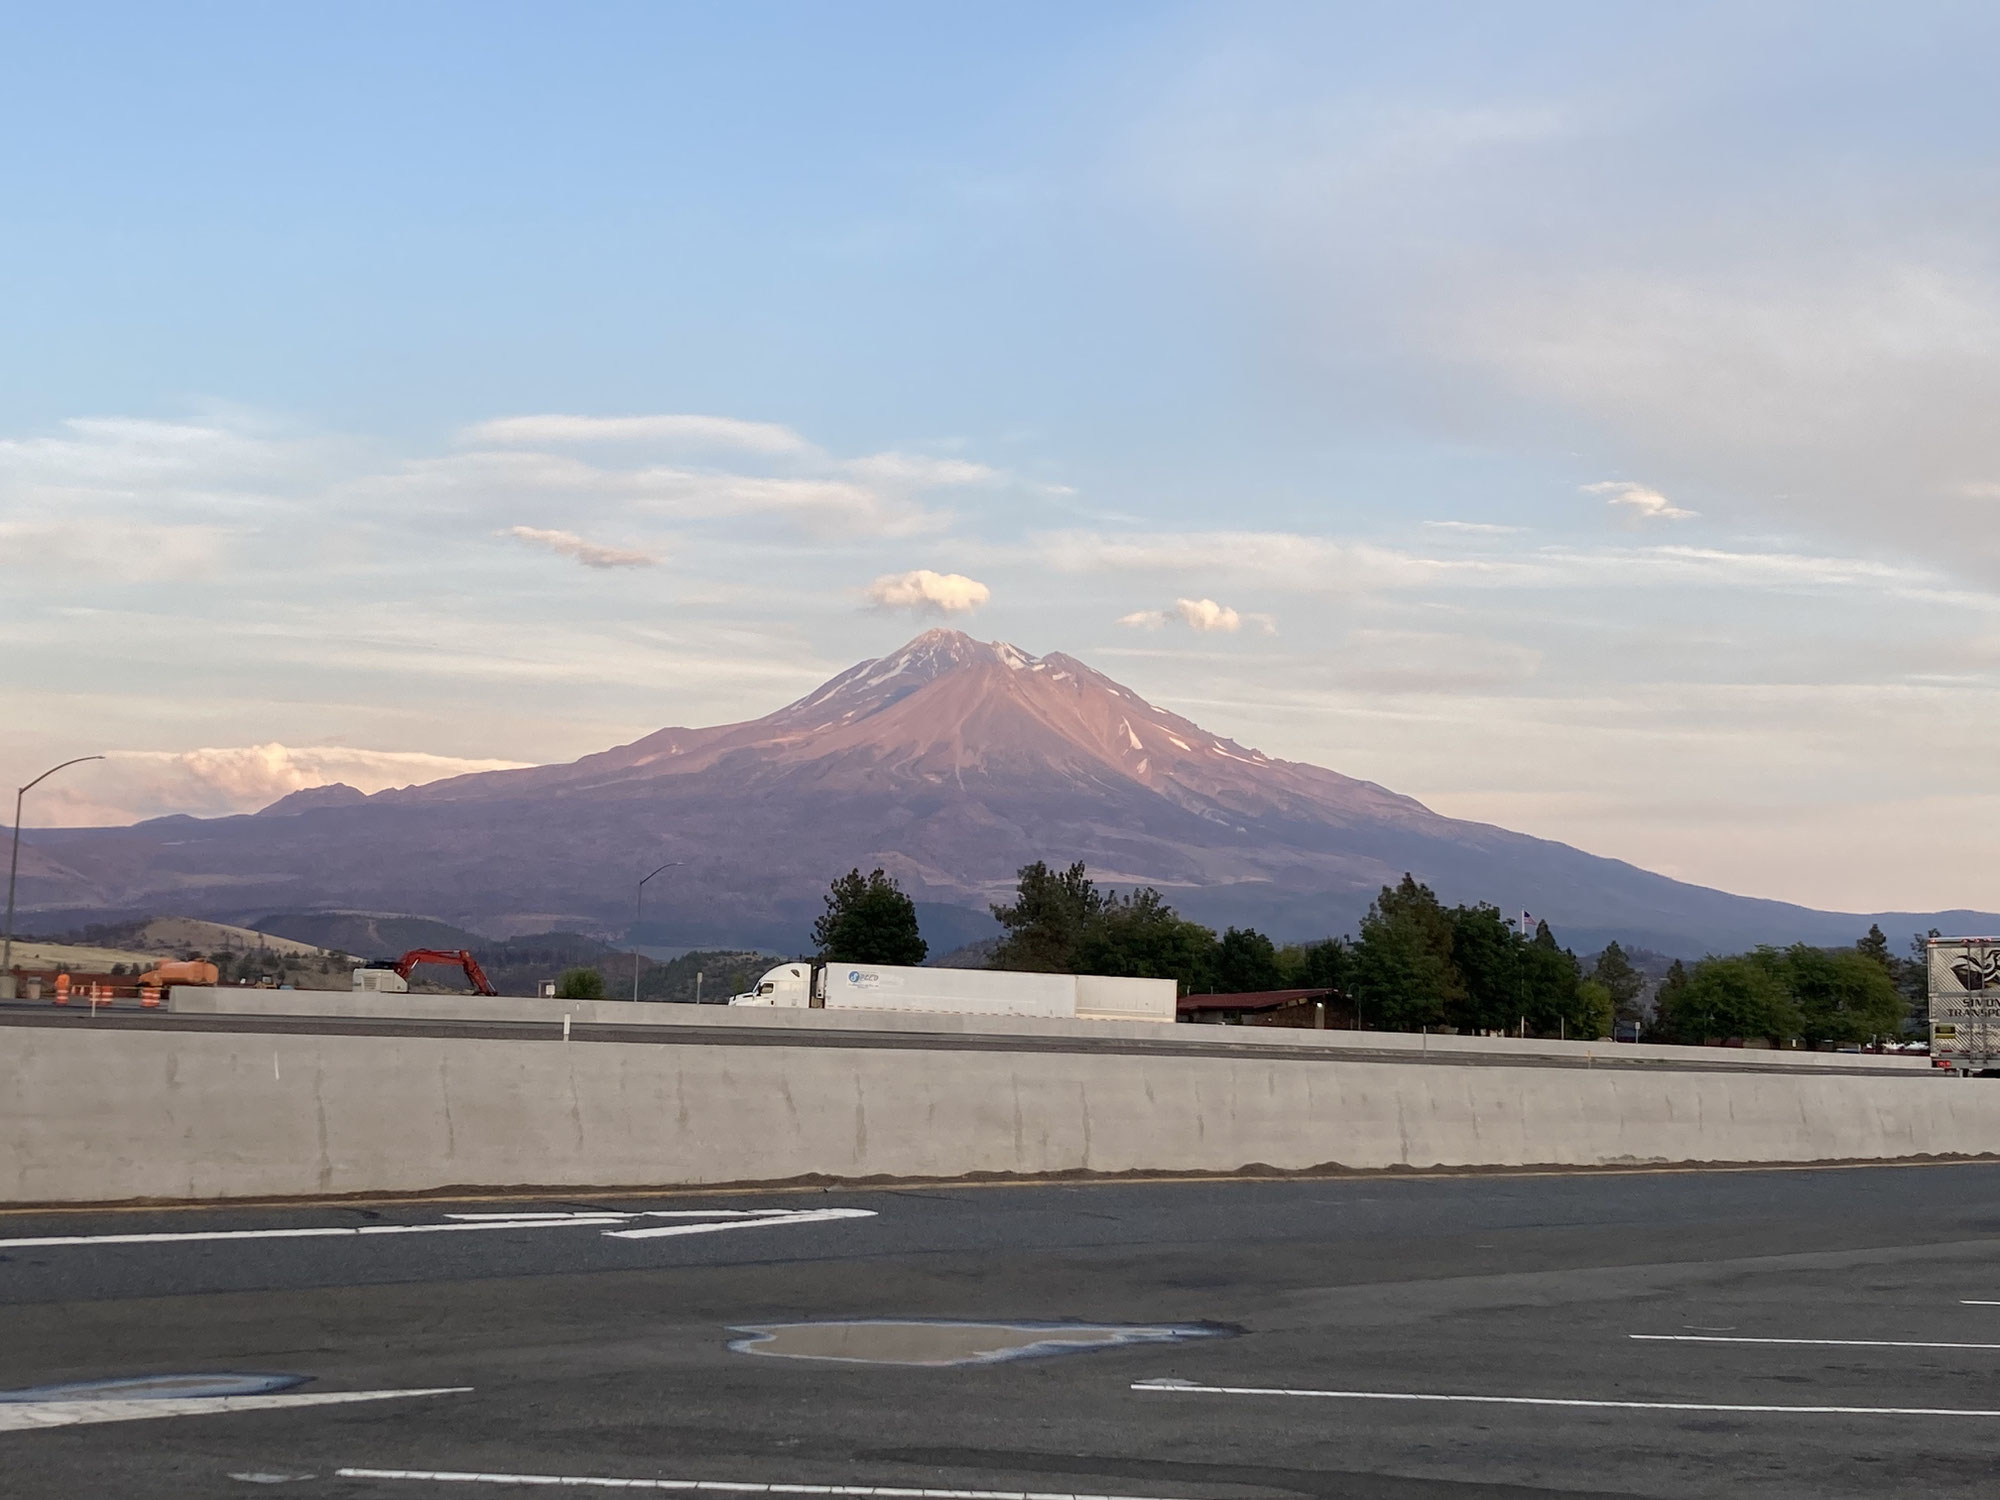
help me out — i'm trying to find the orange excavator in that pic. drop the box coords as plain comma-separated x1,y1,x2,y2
353,949,497,996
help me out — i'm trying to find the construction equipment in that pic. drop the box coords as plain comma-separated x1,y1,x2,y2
135,960,220,990
353,949,497,997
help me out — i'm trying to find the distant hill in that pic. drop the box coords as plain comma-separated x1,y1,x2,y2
16,630,1998,958
247,911,494,959
54,915,340,959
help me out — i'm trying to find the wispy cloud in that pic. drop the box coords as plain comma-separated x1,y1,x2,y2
864,568,990,615
26,743,533,826
1038,528,1929,597
1585,481,1697,522
1423,520,1524,534
843,452,996,487
0,517,237,577
504,525,658,569
463,413,809,453
1040,529,1516,591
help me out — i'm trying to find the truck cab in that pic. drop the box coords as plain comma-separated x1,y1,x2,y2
729,963,819,1008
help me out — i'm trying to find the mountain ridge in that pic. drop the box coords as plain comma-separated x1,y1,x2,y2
14,629,1993,956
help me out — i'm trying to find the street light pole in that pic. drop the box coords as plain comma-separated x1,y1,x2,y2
2,756,106,1000
632,861,681,1003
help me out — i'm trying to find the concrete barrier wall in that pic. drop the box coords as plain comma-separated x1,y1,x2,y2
2,1022,1989,1204
165,987,1931,1073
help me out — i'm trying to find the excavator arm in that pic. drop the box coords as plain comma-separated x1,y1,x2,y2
391,948,498,996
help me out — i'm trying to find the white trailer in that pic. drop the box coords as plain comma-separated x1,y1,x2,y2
729,961,1175,1023
1928,937,2000,1073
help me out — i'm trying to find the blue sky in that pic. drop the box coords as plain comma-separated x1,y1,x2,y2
4,2,1999,915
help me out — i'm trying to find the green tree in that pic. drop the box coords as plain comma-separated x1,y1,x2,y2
1657,958,1689,1024
1347,875,1462,1030
1590,940,1645,1021
1900,928,1941,1032
1075,887,1218,992
1657,953,1796,1044
1211,927,1284,993
1785,944,1904,1046
990,860,1102,972
1521,920,1585,1037
813,867,927,966
1448,903,1523,1034
555,966,605,1000
1574,977,1615,1041
1277,937,1347,993
1856,924,1894,974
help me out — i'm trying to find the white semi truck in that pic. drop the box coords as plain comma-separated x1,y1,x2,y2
1929,937,2000,1073
729,960,1176,1024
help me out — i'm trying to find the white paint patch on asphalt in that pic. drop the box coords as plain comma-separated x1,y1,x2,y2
1130,1379,2000,1418
338,1470,1175,1499
0,1207,875,1251
0,1388,469,1433
730,1320,1232,1367
1962,1300,2000,1305
1633,1334,2000,1351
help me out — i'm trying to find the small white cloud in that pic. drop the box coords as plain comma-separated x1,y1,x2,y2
1584,480,1698,521
504,526,658,569
1423,520,1525,533
464,413,808,454
1173,597,1243,632
864,569,991,615
1119,598,1266,633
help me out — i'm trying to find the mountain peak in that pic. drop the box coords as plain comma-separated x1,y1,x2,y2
778,629,1036,725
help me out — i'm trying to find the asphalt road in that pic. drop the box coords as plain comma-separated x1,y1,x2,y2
6,1166,2000,1498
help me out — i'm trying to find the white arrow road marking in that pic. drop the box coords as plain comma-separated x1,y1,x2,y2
1130,1378,2000,1418
605,1208,876,1240
339,1470,1171,1499
0,1207,875,1250
0,1387,469,1434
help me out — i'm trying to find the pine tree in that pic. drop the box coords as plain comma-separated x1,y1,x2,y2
813,868,927,966
1590,940,1645,1020
990,861,1101,972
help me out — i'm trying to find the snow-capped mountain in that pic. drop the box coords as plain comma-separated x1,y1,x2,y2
19,631,1985,955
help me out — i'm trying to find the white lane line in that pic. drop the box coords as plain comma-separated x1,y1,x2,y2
0,1207,874,1250
605,1208,877,1240
337,1471,1172,1499
1963,1300,2000,1306
0,1387,468,1434
0,1219,628,1249
1633,1334,2000,1351
1129,1379,2000,1418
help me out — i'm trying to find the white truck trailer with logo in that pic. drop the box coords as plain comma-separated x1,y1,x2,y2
1928,937,2000,1073
729,961,1176,1023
